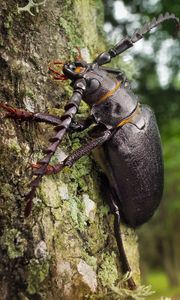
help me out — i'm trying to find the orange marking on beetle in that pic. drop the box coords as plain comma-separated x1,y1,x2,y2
95,81,121,105
117,103,141,127
75,66,85,73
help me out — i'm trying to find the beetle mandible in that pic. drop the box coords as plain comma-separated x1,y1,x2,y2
0,13,179,290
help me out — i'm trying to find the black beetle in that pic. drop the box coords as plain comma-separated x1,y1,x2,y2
0,12,179,289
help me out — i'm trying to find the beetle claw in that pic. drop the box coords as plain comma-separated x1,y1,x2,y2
127,277,137,290
0,102,18,118
0,102,33,119
31,163,62,175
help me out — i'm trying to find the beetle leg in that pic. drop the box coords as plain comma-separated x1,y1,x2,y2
24,81,88,217
25,127,112,216
0,102,34,120
32,127,112,176
104,181,136,290
0,102,63,125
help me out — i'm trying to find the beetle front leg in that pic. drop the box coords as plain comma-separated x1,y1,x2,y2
0,102,62,125
0,102,34,120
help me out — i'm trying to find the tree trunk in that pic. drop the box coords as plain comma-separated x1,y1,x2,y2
0,1,141,299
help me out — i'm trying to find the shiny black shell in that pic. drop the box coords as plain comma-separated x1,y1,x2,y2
103,105,164,228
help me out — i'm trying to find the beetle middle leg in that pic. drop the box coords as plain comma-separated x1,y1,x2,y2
32,127,112,175
103,177,136,290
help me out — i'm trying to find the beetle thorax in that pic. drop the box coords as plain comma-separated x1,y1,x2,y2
83,68,118,106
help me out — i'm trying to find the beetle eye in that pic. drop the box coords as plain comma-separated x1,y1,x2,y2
69,64,76,71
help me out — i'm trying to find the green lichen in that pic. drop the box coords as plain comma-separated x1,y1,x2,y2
98,252,119,288
57,0,104,60
1,183,14,201
17,293,29,300
58,3,84,58
68,195,86,231
4,13,13,30
27,259,50,294
97,250,154,300
9,139,21,154
0,35,4,46
77,100,89,114
47,107,64,117
64,83,74,97
3,10,17,40
40,178,62,208
83,254,97,269
63,128,94,193
0,228,26,259
26,89,35,100
74,0,105,54
59,16,82,49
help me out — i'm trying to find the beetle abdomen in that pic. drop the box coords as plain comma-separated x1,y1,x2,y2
103,105,164,228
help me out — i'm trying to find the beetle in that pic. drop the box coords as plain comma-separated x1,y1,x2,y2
0,13,179,290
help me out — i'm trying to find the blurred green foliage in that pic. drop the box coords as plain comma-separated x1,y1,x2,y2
148,271,180,299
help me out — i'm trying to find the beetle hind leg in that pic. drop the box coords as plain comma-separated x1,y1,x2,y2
104,179,136,290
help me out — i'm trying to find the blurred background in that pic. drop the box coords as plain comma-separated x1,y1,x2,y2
103,0,180,298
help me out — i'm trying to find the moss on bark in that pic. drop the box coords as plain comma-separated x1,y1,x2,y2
0,1,149,299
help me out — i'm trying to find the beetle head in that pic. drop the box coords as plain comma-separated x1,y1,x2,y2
49,60,90,81
63,61,89,80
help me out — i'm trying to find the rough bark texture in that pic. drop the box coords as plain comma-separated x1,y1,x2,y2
0,1,143,299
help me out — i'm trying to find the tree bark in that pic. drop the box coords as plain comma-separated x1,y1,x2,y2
0,1,140,299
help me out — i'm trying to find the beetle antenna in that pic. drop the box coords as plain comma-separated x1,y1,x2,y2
94,12,180,65
75,47,84,61
131,12,179,43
